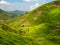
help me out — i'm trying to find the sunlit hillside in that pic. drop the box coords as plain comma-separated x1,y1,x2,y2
6,1,60,30
0,1,60,45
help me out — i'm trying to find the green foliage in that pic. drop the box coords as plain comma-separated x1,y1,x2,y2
37,7,60,29
0,28,41,45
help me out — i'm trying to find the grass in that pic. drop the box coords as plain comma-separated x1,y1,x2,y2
0,23,60,45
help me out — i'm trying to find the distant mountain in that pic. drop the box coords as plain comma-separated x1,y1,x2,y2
9,10,26,15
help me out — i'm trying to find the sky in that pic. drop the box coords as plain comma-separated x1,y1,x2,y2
0,0,53,11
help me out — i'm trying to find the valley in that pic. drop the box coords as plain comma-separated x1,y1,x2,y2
0,0,60,45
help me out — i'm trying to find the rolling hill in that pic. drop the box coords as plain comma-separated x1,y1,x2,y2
0,9,17,22
0,0,60,45
6,1,60,30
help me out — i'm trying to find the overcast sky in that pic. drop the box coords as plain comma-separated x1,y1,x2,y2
0,0,53,11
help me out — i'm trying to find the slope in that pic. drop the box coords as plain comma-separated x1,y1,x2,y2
0,22,60,45
0,27,39,45
0,1,60,45
6,1,60,30
0,9,17,22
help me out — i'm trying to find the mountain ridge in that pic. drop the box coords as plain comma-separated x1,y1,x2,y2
8,10,26,15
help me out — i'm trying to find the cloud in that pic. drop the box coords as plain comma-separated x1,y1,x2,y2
30,3,40,10
0,0,13,11
0,0,53,11
24,0,38,2
0,0,23,11
0,0,11,5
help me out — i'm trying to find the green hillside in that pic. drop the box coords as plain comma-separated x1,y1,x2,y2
0,1,60,45
0,26,39,45
0,23,60,45
0,9,17,22
6,1,60,30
